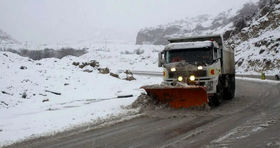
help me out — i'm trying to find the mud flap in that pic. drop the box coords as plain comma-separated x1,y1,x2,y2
141,86,208,108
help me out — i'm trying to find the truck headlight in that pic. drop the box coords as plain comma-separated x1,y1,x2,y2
197,66,203,70
189,75,195,81
171,67,176,72
178,76,183,82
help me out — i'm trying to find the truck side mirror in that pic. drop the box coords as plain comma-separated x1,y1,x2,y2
158,52,164,67
213,48,222,60
217,49,222,59
213,48,219,59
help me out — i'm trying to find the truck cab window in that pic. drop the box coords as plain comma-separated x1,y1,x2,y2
166,47,213,64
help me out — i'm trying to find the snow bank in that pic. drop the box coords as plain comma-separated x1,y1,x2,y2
165,41,213,50
0,43,163,146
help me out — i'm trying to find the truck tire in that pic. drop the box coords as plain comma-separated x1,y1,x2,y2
209,81,223,107
223,76,235,100
276,75,280,80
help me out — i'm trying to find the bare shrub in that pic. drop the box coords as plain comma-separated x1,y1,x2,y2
6,48,87,60
121,48,144,55
258,0,275,10
56,48,86,59
135,48,144,55
233,2,258,31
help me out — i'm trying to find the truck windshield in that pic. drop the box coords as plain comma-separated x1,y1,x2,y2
165,48,213,64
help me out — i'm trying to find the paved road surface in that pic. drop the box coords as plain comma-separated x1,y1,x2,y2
6,79,280,148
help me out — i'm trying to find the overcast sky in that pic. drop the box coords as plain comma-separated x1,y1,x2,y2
0,0,258,44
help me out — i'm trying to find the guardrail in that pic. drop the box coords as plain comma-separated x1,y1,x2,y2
236,74,278,81
130,70,279,81
131,71,162,76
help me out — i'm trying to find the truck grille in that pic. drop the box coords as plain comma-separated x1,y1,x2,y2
191,70,207,77
169,70,207,78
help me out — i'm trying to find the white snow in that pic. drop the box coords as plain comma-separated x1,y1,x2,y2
0,42,163,146
165,41,213,50
213,130,238,143
235,26,280,75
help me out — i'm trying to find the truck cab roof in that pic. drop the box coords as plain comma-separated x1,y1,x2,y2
164,41,219,51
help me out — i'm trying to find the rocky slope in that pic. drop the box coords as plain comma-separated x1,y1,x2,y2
136,9,237,45
136,0,280,74
229,0,280,74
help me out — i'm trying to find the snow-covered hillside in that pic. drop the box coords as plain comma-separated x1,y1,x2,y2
136,0,280,75
0,43,163,146
136,9,237,45
229,0,280,74
0,29,19,49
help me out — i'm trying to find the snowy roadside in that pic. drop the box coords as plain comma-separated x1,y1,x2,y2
236,77,280,85
0,43,163,147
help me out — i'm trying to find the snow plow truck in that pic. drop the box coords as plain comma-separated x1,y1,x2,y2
142,34,235,108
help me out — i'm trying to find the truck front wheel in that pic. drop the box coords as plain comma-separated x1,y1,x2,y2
223,76,235,100
209,81,223,107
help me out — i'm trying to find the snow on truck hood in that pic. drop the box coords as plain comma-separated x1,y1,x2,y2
164,41,214,51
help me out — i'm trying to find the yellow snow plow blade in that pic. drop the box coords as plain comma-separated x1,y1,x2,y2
141,86,208,108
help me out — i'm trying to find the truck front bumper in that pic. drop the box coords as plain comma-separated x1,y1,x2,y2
164,76,218,94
